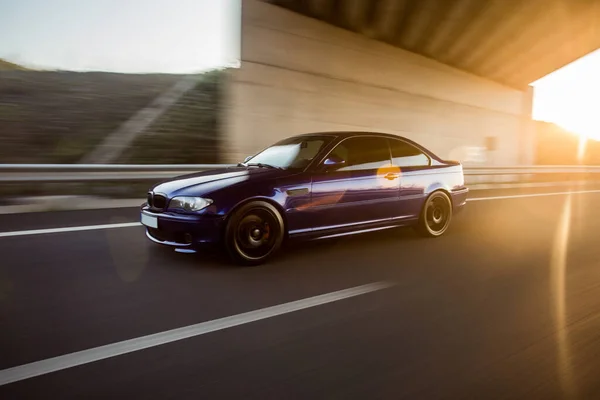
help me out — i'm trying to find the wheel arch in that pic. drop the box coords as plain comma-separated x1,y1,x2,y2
424,183,453,207
225,196,289,237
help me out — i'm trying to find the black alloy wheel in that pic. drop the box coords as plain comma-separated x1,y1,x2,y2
225,201,284,265
416,191,453,237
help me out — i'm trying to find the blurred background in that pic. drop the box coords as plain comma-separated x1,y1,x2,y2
0,0,238,166
1,0,600,172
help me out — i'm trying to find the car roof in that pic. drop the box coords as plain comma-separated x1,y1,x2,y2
294,131,426,146
295,131,407,140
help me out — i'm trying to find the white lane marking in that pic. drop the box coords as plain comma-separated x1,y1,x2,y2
467,188,600,202
0,281,395,386
2,189,600,238
0,222,141,238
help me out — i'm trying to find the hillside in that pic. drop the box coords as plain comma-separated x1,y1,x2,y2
119,70,223,164
0,59,30,71
535,121,600,165
0,70,221,164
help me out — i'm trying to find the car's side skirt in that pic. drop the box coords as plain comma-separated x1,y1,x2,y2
312,225,401,240
288,216,417,240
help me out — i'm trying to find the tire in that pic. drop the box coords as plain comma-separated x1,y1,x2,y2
416,191,453,238
224,200,285,266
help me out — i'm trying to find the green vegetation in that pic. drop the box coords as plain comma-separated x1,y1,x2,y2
119,70,224,164
0,68,223,164
0,59,30,71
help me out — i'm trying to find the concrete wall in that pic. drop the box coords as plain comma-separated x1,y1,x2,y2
222,0,535,165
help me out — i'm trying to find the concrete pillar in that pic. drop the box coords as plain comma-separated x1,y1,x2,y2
519,85,536,165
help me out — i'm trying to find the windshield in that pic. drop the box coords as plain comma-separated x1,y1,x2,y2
244,136,333,170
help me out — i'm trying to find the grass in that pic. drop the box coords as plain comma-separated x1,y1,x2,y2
0,59,30,71
119,70,223,164
0,67,224,164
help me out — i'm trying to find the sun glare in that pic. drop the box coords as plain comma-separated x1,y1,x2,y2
532,49,600,141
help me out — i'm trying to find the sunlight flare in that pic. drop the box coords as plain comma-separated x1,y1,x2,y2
550,195,577,399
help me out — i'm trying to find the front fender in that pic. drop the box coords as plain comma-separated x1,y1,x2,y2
225,186,289,220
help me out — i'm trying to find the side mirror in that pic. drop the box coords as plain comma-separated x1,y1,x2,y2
323,156,345,170
243,155,252,163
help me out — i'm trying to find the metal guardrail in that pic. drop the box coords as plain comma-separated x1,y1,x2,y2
463,166,600,175
1,164,600,183
0,164,232,171
0,164,233,183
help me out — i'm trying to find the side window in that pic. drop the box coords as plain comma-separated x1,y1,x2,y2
328,137,391,171
389,139,430,167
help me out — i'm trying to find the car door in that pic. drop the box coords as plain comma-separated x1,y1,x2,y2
309,136,400,232
388,138,432,218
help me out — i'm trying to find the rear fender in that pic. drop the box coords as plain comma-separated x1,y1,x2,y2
424,182,451,197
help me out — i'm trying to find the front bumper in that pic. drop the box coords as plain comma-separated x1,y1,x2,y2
141,206,225,247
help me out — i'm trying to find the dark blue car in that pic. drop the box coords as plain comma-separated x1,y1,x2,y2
141,132,468,265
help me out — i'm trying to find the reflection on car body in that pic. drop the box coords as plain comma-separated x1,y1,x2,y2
141,131,469,265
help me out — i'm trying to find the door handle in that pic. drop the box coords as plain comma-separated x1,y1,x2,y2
384,173,399,180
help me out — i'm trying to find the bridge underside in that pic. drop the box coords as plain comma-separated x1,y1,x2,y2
268,0,600,89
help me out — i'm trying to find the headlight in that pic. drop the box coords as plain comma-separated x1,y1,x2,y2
169,196,213,212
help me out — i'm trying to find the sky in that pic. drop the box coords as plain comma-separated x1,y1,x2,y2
0,0,240,73
532,48,600,140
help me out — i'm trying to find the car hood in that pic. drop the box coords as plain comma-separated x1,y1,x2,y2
150,167,290,197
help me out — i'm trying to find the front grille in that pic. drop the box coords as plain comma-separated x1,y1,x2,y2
147,192,167,211
153,195,167,209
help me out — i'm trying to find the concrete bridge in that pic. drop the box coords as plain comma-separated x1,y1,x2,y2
222,0,600,166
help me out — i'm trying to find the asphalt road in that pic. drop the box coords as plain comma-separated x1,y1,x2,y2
1,189,600,399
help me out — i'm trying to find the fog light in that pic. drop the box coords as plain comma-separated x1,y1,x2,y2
184,233,193,244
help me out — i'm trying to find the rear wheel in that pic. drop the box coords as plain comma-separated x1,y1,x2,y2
416,191,452,237
224,201,284,266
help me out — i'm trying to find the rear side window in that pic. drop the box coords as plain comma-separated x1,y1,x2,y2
329,137,391,171
389,139,430,167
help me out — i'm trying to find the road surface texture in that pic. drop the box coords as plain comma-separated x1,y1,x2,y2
1,189,600,399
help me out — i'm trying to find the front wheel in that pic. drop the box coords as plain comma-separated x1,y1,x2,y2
416,191,453,237
224,201,285,266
